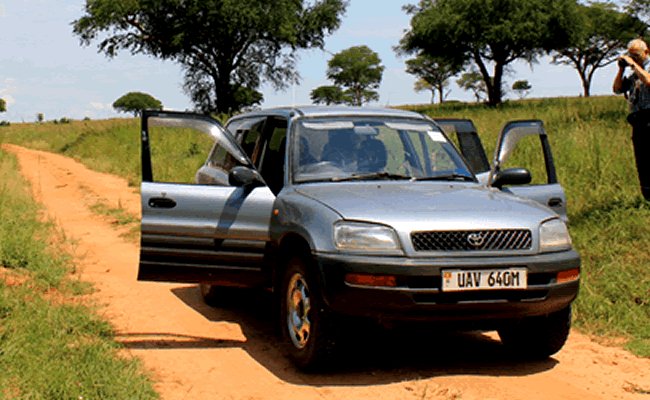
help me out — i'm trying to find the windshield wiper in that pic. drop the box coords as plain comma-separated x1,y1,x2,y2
331,172,414,182
413,173,475,182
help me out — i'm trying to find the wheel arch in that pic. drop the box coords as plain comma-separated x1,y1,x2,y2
274,233,315,290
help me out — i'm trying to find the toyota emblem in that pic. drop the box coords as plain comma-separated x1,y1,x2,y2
467,233,484,247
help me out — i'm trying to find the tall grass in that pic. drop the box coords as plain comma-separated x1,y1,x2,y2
3,98,650,357
0,149,158,399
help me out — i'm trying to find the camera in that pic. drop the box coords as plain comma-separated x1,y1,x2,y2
619,57,630,68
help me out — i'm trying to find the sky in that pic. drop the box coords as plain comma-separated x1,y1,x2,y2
0,0,625,124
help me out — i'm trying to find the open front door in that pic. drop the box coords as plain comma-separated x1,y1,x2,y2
435,118,568,221
489,120,568,221
137,111,275,288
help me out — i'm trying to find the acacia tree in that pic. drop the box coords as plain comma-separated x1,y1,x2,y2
403,54,460,104
398,0,584,106
73,0,347,114
113,92,163,117
324,45,384,106
456,71,486,102
552,2,646,97
310,85,345,105
414,79,436,104
0,98,6,113
512,80,532,100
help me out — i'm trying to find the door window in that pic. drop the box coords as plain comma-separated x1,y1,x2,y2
221,117,267,167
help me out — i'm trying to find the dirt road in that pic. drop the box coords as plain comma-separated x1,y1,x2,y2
4,143,650,400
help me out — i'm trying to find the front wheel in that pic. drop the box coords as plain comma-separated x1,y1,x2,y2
498,305,572,360
279,256,336,371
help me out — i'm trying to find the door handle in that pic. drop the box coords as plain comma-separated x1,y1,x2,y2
148,197,177,209
547,197,563,207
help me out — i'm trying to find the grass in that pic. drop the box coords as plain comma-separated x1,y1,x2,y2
3,98,650,357
0,149,158,399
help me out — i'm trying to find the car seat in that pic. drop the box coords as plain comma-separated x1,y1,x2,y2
321,129,357,166
357,138,387,173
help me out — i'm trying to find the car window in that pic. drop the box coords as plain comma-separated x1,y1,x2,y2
147,122,216,184
258,118,288,194
292,117,472,183
218,116,266,167
500,134,548,185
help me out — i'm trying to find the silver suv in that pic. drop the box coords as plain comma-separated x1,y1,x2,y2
137,107,580,370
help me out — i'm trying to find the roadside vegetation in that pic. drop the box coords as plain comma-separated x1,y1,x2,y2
2,95,650,357
0,149,158,399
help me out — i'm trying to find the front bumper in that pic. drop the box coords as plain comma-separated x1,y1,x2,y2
314,249,580,329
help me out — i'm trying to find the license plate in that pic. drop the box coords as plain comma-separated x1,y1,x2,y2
442,268,527,292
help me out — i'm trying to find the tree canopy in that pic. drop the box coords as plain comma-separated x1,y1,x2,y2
73,0,348,114
404,54,460,104
552,2,646,97
325,45,384,106
112,92,163,117
512,80,532,100
0,98,6,113
310,85,345,105
398,0,584,106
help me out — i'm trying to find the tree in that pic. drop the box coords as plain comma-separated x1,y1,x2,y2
310,85,345,105
0,98,6,113
72,0,348,114
325,45,384,106
36,113,43,123
512,80,532,100
397,0,584,106
552,2,646,97
414,79,436,104
403,54,459,104
113,92,163,117
627,0,650,23
456,71,486,102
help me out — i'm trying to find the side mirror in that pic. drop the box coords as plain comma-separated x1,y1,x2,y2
228,166,265,188
491,168,531,189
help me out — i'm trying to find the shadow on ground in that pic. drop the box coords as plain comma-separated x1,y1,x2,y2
118,285,559,386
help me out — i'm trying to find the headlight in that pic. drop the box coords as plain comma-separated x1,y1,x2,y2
333,221,401,251
539,219,572,252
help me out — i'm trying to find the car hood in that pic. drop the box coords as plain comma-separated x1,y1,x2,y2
294,181,558,231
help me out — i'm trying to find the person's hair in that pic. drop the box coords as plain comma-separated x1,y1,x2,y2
628,38,648,53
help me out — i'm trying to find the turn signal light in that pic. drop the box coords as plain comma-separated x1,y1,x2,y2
345,273,397,287
556,268,580,284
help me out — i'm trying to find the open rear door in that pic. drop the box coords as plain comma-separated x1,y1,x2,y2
137,110,275,288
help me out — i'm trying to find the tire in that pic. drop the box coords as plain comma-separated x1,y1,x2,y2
498,305,572,360
199,283,240,307
279,256,337,371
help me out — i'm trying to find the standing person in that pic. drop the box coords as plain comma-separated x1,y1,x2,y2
613,38,650,201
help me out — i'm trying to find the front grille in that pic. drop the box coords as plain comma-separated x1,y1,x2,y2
411,229,532,251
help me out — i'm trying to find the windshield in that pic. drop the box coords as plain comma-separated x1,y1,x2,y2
291,116,474,183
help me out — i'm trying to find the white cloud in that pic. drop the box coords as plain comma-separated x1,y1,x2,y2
2,95,16,105
89,102,105,110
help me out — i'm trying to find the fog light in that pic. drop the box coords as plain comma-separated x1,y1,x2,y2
557,268,580,284
345,273,397,287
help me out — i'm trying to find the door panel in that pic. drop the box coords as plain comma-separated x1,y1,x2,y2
138,111,275,287
493,120,568,221
435,118,568,221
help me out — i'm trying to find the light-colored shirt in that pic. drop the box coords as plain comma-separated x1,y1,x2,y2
616,58,650,113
